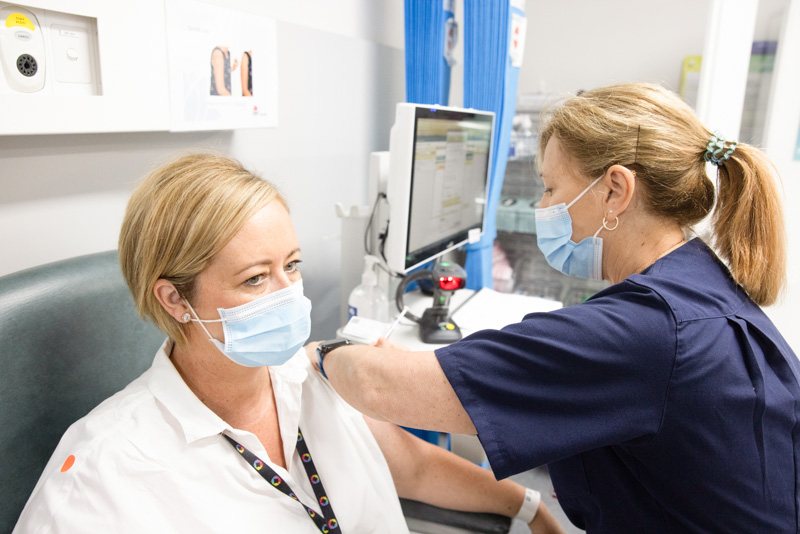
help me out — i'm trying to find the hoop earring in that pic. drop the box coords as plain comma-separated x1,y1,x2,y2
181,313,191,323
602,215,619,231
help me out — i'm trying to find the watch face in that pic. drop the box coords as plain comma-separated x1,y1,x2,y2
320,339,351,354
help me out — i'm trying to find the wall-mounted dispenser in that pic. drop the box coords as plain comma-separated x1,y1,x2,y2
0,6,46,92
0,2,100,97
0,0,169,135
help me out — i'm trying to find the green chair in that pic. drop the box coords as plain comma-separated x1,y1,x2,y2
0,251,163,534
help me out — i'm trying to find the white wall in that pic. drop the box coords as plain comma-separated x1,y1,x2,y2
519,0,711,96
230,0,403,51
0,0,405,340
762,0,800,353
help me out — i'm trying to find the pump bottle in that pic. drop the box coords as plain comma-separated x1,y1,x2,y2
348,255,388,322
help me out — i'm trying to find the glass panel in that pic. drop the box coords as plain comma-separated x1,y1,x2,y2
739,0,791,146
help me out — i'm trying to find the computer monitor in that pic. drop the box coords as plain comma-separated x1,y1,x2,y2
383,103,495,274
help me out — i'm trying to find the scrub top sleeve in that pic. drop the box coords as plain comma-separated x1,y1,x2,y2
435,282,678,479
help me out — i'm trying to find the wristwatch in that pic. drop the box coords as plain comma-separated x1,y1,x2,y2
316,338,352,379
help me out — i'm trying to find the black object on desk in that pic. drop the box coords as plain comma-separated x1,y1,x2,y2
395,260,466,344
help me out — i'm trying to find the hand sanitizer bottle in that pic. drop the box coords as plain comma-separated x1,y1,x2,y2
348,255,388,322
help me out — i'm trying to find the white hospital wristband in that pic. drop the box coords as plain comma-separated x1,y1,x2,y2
515,487,541,524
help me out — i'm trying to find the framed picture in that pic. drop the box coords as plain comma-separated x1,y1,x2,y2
165,0,278,131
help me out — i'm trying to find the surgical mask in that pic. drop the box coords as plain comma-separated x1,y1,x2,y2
184,279,312,367
534,175,605,281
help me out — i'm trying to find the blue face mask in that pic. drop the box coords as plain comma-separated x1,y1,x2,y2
534,175,605,281
185,280,312,367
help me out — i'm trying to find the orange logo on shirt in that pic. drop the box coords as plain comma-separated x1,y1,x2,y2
60,455,75,472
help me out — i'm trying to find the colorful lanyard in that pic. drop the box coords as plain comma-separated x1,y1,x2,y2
224,428,340,533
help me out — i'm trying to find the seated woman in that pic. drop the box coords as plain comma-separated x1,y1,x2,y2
14,153,565,534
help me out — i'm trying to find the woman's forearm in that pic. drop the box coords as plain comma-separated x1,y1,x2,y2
366,417,567,534
365,417,522,515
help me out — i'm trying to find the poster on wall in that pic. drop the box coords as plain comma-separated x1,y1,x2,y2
165,0,278,131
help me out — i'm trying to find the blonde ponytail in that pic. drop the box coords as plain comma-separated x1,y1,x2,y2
712,144,786,306
539,82,787,306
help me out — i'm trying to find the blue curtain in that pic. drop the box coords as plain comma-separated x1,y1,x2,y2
404,0,454,105
463,1,524,289
402,1,455,286
402,0,456,447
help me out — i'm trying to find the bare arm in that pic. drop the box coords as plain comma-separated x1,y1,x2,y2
241,53,251,96
211,50,230,95
365,417,567,534
309,341,476,434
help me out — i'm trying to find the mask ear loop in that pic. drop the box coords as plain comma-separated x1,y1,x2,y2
566,174,605,210
593,210,620,238
182,299,224,345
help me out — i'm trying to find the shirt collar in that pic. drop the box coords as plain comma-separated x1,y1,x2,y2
147,339,310,445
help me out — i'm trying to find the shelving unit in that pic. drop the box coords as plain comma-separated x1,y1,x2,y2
494,0,792,310
493,103,608,306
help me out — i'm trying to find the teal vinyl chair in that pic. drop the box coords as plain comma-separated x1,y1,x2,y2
0,251,164,534
0,251,509,534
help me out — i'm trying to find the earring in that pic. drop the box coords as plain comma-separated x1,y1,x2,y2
602,215,620,231
181,313,191,323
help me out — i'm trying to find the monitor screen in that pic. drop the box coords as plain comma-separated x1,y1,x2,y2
385,104,495,273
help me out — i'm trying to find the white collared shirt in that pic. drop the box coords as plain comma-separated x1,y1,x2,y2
14,340,409,533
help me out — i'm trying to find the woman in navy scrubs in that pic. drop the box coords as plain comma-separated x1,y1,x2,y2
311,83,799,533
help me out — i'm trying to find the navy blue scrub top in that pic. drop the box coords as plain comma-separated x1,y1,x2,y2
436,239,800,533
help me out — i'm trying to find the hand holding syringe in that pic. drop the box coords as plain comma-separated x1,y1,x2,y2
382,306,409,339
372,306,412,351
341,306,411,346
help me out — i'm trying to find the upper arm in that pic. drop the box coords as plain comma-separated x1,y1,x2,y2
383,349,477,434
336,347,477,435
435,287,677,477
240,56,249,83
211,49,224,69
211,51,227,90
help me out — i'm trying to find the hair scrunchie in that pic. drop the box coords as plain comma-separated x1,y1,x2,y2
704,131,738,166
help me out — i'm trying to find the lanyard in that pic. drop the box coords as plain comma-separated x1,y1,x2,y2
225,428,341,533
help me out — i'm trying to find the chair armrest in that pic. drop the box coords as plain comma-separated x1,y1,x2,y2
400,498,512,534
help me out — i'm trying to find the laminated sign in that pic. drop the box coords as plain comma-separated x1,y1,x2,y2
509,13,526,68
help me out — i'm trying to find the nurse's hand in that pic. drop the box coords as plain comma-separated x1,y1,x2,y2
372,337,410,351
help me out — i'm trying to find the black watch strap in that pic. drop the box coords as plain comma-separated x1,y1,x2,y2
316,339,352,379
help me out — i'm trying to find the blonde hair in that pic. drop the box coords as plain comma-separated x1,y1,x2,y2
538,82,786,306
119,153,288,345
